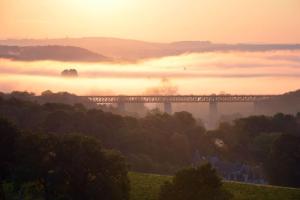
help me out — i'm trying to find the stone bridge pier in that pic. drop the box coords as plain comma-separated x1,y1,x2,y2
209,101,218,128
117,102,173,114
117,102,125,112
164,102,172,114
253,101,259,115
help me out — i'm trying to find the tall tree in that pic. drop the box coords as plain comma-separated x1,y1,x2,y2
0,118,20,200
265,134,300,187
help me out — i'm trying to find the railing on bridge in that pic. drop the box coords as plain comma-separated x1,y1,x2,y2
84,95,276,104
83,94,278,128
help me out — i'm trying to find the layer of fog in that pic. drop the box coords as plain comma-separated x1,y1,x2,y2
0,50,300,95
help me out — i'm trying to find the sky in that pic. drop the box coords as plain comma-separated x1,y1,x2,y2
0,0,299,96
0,0,300,43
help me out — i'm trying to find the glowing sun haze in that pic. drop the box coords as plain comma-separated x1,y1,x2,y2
0,0,299,95
0,0,300,43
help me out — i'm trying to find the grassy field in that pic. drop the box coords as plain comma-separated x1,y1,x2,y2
129,172,300,200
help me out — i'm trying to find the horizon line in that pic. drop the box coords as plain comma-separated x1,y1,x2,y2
1,36,300,45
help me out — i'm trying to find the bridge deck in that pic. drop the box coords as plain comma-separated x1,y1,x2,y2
84,95,277,103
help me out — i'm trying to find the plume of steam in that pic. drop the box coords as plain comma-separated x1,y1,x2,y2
144,78,178,95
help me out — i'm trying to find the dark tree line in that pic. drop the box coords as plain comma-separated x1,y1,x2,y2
0,94,300,187
0,96,210,173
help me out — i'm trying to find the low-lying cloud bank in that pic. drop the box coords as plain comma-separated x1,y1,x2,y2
1,50,300,78
0,50,299,95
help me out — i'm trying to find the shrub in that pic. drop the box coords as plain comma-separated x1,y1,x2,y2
159,163,232,200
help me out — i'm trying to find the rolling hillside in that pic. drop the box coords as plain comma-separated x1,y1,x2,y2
0,45,111,62
1,37,300,61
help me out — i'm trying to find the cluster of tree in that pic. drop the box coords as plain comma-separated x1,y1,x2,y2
210,113,300,162
0,117,129,200
0,96,210,173
0,91,138,116
210,113,300,187
0,94,300,187
61,69,78,77
0,91,96,108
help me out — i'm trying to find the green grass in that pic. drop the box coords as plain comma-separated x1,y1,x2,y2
129,172,300,200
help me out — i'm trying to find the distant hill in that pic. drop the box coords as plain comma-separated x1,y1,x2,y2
0,38,165,61
257,90,300,115
0,45,111,62
1,37,300,61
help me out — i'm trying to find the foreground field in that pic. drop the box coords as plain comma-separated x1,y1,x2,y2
129,172,300,200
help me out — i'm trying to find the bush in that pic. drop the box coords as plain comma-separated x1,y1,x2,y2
159,163,232,200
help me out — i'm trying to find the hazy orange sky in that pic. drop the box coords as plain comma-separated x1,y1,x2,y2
0,0,300,43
